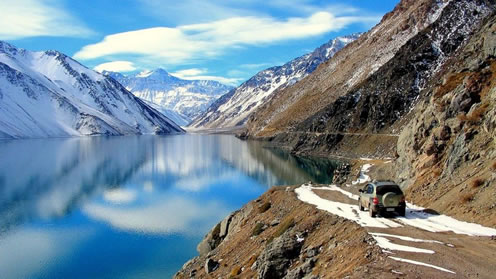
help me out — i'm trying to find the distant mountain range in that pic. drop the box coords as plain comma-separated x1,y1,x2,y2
0,41,183,139
106,69,233,126
189,33,361,129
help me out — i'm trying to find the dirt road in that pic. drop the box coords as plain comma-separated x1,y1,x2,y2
297,184,496,278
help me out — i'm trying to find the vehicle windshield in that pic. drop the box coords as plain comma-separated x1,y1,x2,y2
376,184,403,195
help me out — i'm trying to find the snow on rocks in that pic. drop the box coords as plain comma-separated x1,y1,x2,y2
351,164,372,185
389,256,456,274
191,34,361,129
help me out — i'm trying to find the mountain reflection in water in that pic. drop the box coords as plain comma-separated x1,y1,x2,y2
0,134,338,279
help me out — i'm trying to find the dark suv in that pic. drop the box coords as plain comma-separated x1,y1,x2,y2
358,181,406,217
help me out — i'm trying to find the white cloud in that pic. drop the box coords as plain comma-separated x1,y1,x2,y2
74,11,378,64
94,61,137,73
0,228,93,279
239,63,272,69
171,68,208,77
185,75,243,86
138,0,365,24
103,188,137,204
174,171,239,192
0,0,94,40
170,68,242,85
83,196,230,236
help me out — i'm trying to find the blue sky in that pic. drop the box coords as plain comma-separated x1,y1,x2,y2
0,0,399,85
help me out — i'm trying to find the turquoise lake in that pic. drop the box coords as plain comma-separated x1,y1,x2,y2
0,134,338,278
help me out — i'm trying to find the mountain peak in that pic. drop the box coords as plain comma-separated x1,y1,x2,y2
0,41,26,57
0,41,184,138
135,68,177,81
136,69,154,78
190,33,359,129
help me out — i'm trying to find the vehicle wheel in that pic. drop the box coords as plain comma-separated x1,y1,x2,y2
369,205,376,218
398,207,406,217
358,199,364,211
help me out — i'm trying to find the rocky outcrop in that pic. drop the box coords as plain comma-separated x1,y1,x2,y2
257,231,303,278
174,187,388,279
395,14,496,227
197,203,253,256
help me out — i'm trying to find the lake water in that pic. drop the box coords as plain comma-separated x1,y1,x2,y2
0,134,338,279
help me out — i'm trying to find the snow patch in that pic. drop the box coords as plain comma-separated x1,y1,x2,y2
352,164,372,185
295,184,402,228
370,233,444,245
401,206,496,236
296,185,496,237
389,256,455,274
136,70,153,78
372,236,435,254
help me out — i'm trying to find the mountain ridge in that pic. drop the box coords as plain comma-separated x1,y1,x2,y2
189,33,362,129
0,41,183,139
106,69,234,126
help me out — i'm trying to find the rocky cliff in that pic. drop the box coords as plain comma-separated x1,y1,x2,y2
395,13,496,227
174,187,390,279
246,0,457,138
246,0,495,160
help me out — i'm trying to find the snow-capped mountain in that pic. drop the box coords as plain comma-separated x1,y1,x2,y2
189,33,361,129
0,41,183,139
106,69,233,126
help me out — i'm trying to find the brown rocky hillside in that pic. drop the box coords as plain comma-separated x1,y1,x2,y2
396,14,496,227
246,0,457,137
242,0,496,226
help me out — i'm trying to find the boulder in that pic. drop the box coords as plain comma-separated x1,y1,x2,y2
220,212,235,238
284,258,316,279
257,232,303,279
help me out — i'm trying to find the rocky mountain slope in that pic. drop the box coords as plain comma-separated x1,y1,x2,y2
174,187,390,279
0,41,183,138
189,34,361,129
395,11,496,226
106,69,233,126
242,0,496,225
245,0,456,137
251,0,495,158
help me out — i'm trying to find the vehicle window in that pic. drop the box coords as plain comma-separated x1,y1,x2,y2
366,185,373,194
376,185,403,195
